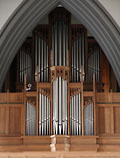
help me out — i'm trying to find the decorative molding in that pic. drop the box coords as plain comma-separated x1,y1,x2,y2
50,66,69,82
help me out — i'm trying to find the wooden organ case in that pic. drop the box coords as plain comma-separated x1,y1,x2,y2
0,7,120,158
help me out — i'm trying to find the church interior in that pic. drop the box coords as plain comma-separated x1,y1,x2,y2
0,3,120,158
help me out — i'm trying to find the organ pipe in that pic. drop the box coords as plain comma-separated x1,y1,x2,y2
84,100,94,135
53,77,68,135
39,90,51,136
19,44,32,83
26,101,36,136
70,92,81,135
52,21,68,66
34,28,49,82
88,47,100,82
71,30,85,82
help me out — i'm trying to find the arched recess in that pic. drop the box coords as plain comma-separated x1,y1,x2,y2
0,0,120,91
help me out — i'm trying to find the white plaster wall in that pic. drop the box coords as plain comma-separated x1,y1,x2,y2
0,0,23,30
0,0,120,31
98,0,120,27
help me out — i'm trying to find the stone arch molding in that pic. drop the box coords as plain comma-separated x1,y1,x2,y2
0,0,120,90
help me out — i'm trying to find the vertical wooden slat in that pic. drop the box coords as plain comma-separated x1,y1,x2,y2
21,98,24,135
111,107,114,134
101,52,110,92
81,66,84,136
36,66,39,136
67,84,70,135
5,107,9,134
67,67,70,135
67,50,70,135
50,82,53,135
23,73,26,136
50,51,53,135
93,73,96,135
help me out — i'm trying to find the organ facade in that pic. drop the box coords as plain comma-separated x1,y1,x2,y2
0,7,120,157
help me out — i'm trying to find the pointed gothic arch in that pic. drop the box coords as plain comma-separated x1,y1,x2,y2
0,0,120,91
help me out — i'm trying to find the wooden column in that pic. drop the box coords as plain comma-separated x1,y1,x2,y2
110,68,117,92
50,51,53,135
36,66,39,136
93,73,96,135
23,74,27,136
101,52,110,92
67,50,70,135
81,66,84,136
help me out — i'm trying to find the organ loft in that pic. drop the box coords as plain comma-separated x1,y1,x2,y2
0,6,120,155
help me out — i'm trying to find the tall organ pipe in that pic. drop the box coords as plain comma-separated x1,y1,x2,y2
52,21,68,66
39,91,50,136
53,77,68,135
19,46,32,83
34,30,49,82
70,92,81,135
71,31,85,82
88,48,100,82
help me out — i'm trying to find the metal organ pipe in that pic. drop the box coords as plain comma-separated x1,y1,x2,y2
84,100,94,135
34,29,49,82
88,47,100,82
51,19,69,135
71,30,85,82
70,92,81,135
53,77,68,135
26,101,36,136
39,90,51,136
19,45,32,83
52,21,68,66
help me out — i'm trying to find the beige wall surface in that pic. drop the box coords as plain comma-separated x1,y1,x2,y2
0,0,120,30
0,0,23,30
98,0,120,28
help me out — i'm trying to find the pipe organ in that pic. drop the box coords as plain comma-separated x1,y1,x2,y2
51,66,69,135
34,26,49,82
70,26,86,82
88,43,101,82
1,6,120,155
49,8,70,66
39,89,51,135
70,89,81,135
26,97,36,136
17,39,32,84
84,98,94,135
15,7,100,137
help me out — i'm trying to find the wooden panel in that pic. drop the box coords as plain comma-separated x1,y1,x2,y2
0,137,22,145
96,93,112,103
104,107,112,134
96,92,120,103
0,106,22,136
0,107,9,135
98,107,115,135
9,107,21,135
0,152,120,158
112,93,120,102
114,107,120,134
101,53,110,92
0,93,24,103
98,107,105,134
